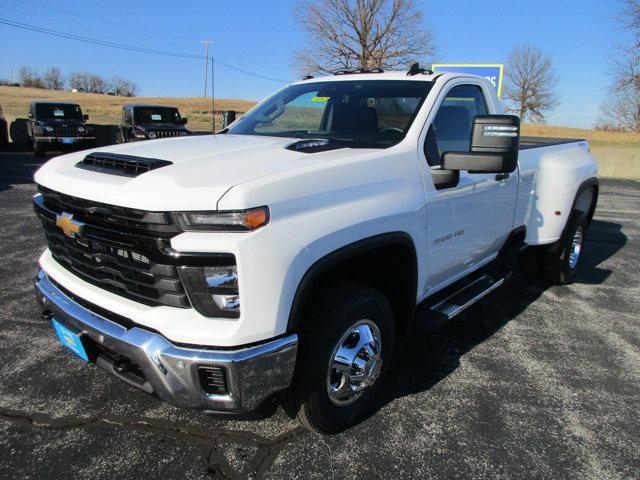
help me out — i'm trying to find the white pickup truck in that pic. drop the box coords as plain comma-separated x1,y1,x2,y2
33,66,598,434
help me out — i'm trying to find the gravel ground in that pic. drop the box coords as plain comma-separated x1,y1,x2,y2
0,149,638,479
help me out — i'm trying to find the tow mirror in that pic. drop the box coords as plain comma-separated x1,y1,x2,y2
182,117,188,125
442,115,520,174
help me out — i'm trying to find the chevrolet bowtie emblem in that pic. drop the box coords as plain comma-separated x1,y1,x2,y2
55,212,84,238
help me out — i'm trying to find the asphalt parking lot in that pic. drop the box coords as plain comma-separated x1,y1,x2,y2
0,147,638,479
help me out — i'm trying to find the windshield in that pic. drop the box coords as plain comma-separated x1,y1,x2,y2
228,80,432,148
35,103,83,120
133,107,182,124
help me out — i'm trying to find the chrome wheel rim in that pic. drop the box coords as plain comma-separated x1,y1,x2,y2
326,319,382,406
569,226,583,270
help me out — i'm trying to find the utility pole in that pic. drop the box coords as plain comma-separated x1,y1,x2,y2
201,40,212,98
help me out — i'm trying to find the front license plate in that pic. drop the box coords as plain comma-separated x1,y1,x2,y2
51,318,89,362
60,137,75,144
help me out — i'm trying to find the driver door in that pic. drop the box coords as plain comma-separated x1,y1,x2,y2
423,83,517,292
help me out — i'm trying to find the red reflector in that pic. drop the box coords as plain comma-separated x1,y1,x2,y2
554,211,561,216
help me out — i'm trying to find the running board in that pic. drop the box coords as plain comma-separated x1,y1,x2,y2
431,275,505,320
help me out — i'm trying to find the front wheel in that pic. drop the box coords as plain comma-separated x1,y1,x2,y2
32,138,46,156
545,211,588,285
284,283,395,434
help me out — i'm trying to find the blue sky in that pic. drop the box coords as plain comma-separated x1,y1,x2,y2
0,0,628,128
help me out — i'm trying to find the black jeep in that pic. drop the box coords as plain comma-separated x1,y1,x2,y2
27,101,94,156
117,104,190,143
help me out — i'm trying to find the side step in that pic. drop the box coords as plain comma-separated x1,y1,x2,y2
431,275,505,320
414,274,509,329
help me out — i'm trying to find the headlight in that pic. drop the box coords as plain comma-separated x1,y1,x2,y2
77,126,85,133
44,126,54,132
179,265,240,318
147,131,157,139
173,206,269,232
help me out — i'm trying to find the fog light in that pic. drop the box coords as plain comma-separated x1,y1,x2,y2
147,131,157,139
212,294,240,311
179,263,240,318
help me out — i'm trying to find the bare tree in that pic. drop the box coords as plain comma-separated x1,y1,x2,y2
107,76,137,97
599,1,640,131
292,0,436,75
68,72,106,93
43,67,65,90
502,45,559,123
19,67,44,89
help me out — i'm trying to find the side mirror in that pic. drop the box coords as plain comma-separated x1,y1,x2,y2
442,115,520,174
182,117,188,125
83,114,89,121
28,112,34,119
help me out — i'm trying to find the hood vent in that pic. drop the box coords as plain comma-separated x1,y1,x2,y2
75,152,173,177
286,139,345,154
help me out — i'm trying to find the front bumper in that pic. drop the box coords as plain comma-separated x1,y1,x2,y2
34,269,298,413
34,136,96,144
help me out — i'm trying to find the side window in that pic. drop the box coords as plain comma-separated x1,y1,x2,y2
425,84,488,166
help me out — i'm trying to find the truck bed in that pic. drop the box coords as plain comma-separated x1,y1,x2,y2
519,136,586,150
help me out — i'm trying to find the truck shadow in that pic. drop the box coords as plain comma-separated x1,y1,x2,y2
372,218,626,414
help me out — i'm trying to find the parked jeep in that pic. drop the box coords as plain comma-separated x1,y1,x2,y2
116,104,190,143
26,101,94,156
0,105,8,148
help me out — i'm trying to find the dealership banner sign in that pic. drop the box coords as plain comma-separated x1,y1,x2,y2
431,64,505,98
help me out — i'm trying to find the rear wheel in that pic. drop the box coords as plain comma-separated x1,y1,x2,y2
545,211,588,285
285,282,395,434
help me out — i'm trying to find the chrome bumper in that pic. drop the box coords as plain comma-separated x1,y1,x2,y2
34,269,298,413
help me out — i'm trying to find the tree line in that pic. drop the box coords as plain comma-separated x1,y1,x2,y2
16,66,137,97
293,0,639,131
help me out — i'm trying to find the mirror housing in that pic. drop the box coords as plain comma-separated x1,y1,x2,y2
182,117,188,125
83,114,89,121
28,112,34,119
442,115,520,174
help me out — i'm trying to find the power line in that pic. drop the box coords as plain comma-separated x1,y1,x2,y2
0,18,202,58
0,17,290,82
4,0,292,74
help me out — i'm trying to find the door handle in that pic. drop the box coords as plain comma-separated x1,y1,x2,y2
495,173,510,181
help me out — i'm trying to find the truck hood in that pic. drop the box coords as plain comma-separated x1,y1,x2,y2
34,134,349,211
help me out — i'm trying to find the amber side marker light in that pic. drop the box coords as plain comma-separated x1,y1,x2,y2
244,207,269,229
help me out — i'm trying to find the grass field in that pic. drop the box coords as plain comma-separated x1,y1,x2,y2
2,86,638,178
0,85,256,132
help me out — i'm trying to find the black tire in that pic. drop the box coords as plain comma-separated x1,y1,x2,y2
545,211,588,285
284,282,395,434
32,138,46,156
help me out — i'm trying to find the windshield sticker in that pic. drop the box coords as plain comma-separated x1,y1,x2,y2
311,96,330,102
151,114,162,121
53,109,64,117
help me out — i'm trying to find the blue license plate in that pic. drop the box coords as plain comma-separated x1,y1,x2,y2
60,138,75,144
52,318,89,362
